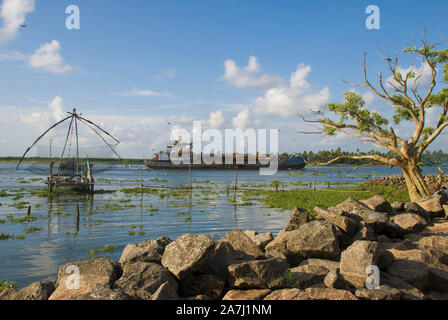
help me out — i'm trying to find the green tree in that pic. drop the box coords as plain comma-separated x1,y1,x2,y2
303,36,448,201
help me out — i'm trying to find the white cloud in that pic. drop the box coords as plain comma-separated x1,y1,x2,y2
205,110,225,129
386,61,433,91
28,40,72,74
116,87,170,97
0,50,27,61
253,63,330,117
153,69,176,80
220,55,285,90
232,108,251,129
0,0,34,43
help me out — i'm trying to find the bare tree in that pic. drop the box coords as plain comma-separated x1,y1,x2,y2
300,34,448,201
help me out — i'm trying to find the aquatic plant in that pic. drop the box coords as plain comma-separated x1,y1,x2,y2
23,227,43,234
0,280,16,292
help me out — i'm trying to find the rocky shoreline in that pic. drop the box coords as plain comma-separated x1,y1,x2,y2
1,191,448,301
367,174,448,193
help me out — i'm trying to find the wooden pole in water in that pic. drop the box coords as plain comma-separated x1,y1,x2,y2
234,165,239,200
27,206,31,216
76,203,80,232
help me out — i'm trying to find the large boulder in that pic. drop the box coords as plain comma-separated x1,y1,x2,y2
380,272,425,300
264,288,357,300
227,258,289,289
417,191,448,218
314,207,358,235
337,197,370,212
286,264,329,289
119,236,171,266
74,283,131,300
417,235,448,253
340,240,380,288
271,221,340,265
360,195,393,214
49,258,122,300
222,289,272,300
0,281,55,300
404,202,430,220
114,262,177,300
297,259,340,272
284,207,312,231
349,209,389,233
203,230,264,278
386,259,430,292
179,274,225,299
391,201,405,212
161,234,215,280
354,285,402,300
391,213,427,234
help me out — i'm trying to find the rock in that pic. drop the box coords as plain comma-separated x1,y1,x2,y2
391,213,427,233
254,232,274,251
337,197,370,212
380,272,425,300
114,262,177,300
285,220,340,264
420,221,448,235
161,234,215,280
222,289,272,300
314,207,358,235
179,274,225,299
284,207,312,231
443,205,448,219
417,194,445,218
265,230,290,258
350,221,375,243
354,285,402,300
227,257,289,289
298,259,340,272
0,288,19,300
75,283,131,300
244,230,257,239
13,281,55,300
417,235,448,253
404,202,430,220
387,247,448,273
204,230,264,278
340,241,380,288
324,269,346,289
349,209,389,233
119,236,171,266
49,257,122,300
264,288,357,300
151,282,180,300
425,291,448,300
391,201,405,212
360,195,393,214
286,264,329,289
386,260,430,292
427,267,448,293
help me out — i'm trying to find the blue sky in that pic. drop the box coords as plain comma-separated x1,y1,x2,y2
0,0,447,157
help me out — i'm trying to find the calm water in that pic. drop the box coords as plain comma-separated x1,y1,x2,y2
0,163,442,288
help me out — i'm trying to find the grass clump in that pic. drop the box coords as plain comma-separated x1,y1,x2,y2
0,280,16,292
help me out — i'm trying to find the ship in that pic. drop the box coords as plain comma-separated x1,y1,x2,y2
145,140,306,170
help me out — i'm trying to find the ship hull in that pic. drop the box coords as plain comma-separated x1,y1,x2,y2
145,157,305,170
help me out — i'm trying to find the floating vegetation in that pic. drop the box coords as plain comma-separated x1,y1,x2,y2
128,231,135,236
89,244,119,256
23,227,43,234
0,280,16,292
15,235,25,240
8,215,38,223
138,231,146,236
9,201,29,209
0,233,14,240
149,178,168,183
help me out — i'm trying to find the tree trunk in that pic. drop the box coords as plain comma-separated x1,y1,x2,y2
401,164,430,202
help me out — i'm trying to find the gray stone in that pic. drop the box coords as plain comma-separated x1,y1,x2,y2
286,264,329,289
13,281,55,300
360,195,393,214
336,197,370,212
391,213,427,233
151,282,180,300
161,234,215,280
284,207,312,231
179,274,225,299
340,240,380,288
115,262,178,300
314,206,358,235
227,258,289,289
119,236,171,266
324,269,346,289
222,289,272,300
354,285,402,300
